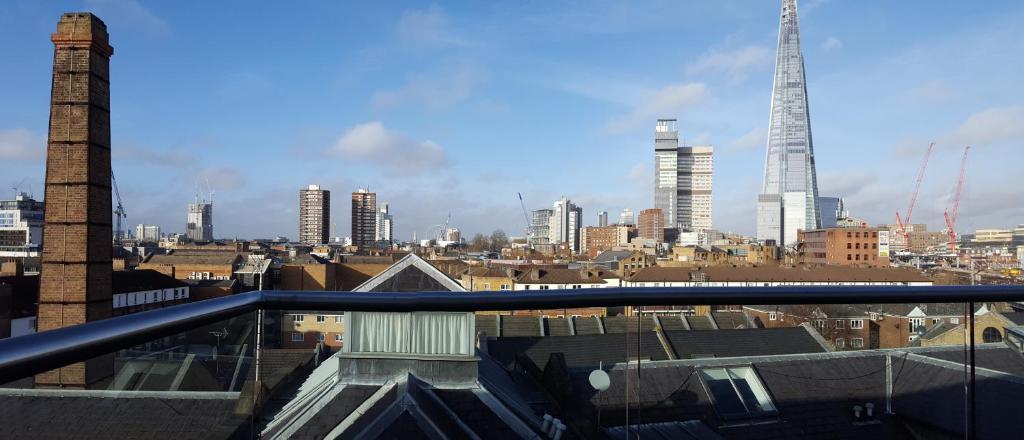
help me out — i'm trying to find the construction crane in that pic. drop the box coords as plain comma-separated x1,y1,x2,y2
517,192,532,242
895,142,934,244
112,171,127,244
943,146,970,254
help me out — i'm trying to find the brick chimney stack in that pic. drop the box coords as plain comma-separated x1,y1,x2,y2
36,12,114,388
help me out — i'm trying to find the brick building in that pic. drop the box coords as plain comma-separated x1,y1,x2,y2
580,225,631,259
637,208,665,244
351,188,376,250
36,13,116,388
798,227,890,267
299,184,330,245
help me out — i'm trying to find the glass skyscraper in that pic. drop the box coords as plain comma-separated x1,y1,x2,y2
757,0,821,247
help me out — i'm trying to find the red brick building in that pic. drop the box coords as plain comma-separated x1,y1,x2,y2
798,227,890,267
637,208,665,244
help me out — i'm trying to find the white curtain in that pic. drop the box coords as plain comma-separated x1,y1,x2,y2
345,311,475,356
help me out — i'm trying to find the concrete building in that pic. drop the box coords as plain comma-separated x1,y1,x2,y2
637,208,666,244
351,188,376,249
654,119,714,233
798,227,891,267
186,201,213,242
974,228,1013,245
597,211,608,227
580,225,631,259
548,197,582,254
529,208,552,246
374,203,393,246
299,184,330,245
757,0,822,247
37,13,115,388
0,194,44,259
134,224,160,243
618,208,634,226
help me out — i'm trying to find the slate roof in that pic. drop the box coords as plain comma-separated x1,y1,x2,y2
656,314,689,331
1001,311,1024,325
111,269,188,294
664,327,829,360
710,311,750,329
628,265,931,283
686,315,716,330
286,385,379,440
573,316,603,335
919,321,959,340
515,268,607,285
501,315,542,337
144,252,241,266
487,333,670,369
594,250,636,263
0,392,247,439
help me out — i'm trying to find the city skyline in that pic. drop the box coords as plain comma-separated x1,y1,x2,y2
0,1,1022,240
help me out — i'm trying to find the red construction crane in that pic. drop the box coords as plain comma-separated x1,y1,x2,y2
943,146,970,254
896,142,934,244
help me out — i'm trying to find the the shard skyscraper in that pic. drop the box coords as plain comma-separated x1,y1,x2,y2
757,0,821,248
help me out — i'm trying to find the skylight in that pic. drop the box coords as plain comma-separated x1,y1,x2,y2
701,366,777,419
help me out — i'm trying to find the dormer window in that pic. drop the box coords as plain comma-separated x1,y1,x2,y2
701,366,777,419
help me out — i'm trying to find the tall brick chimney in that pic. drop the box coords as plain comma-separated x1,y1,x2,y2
35,12,114,388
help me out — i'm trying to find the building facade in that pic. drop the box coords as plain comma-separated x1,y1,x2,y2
757,0,822,247
351,188,376,249
529,209,552,246
654,120,713,234
618,208,634,226
186,201,213,242
548,197,582,254
637,208,666,244
375,203,393,246
798,227,891,267
134,224,160,243
580,225,631,259
0,194,44,259
597,211,608,227
299,184,330,245
817,197,844,228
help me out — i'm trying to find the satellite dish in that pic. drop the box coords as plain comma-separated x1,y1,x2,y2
588,369,610,392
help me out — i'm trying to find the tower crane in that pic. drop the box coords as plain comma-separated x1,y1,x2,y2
112,171,126,244
895,142,934,245
943,146,970,254
517,192,532,243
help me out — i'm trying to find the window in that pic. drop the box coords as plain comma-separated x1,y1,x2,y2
855,254,860,261
814,319,825,329
869,313,878,321
316,315,326,323
909,318,924,332
524,285,531,290
847,254,852,261
851,338,864,348
834,320,844,329
500,284,510,290
291,332,304,342
850,319,864,329
847,232,852,238
572,285,582,289
700,367,777,418
539,285,549,290
983,327,1003,343
482,283,490,290
835,338,845,349
768,312,777,321
317,333,325,342
292,314,305,322
950,317,960,324
334,334,342,342
855,243,861,249
335,315,344,323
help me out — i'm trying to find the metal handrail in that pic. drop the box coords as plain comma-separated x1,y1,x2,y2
2,285,1023,385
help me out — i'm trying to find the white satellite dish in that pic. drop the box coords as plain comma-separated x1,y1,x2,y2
588,369,610,392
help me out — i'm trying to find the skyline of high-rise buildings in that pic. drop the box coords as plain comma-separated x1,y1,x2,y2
351,188,377,249
375,202,394,245
299,184,330,245
757,0,822,247
549,197,583,253
186,200,214,242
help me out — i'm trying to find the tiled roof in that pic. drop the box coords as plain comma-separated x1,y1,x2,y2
287,385,379,440
145,251,241,266
487,333,670,369
594,250,635,263
710,311,750,329
628,265,931,283
501,315,542,337
664,327,828,359
514,268,607,284
1001,311,1024,325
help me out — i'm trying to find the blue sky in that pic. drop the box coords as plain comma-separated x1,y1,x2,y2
1,0,1022,240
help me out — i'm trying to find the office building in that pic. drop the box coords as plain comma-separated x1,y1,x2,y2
0,194,44,258
529,209,552,246
134,224,161,243
817,197,845,228
37,13,115,388
798,228,890,268
618,208,635,226
757,0,822,247
375,203,394,245
654,119,713,233
581,225,631,259
351,188,376,249
186,200,213,242
548,197,583,253
299,184,330,245
638,208,666,244
598,211,609,227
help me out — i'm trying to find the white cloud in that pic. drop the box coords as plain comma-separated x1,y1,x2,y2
84,0,169,38
605,82,709,132
686,45,772,82
192,167,247,192
331,122,448,173
395,5,467,48
822,36,843,51
0,128,44,161
118,144,196,167
371,61,483,109
726,127,767,152
943,105,1024,148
